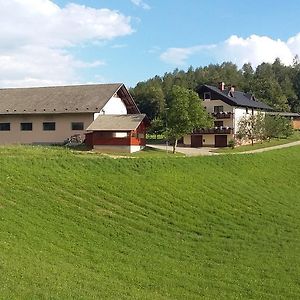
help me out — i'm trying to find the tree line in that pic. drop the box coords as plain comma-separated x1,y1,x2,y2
130,57,300,122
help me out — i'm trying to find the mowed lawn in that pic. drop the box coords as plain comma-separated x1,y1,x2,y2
0,146,300,299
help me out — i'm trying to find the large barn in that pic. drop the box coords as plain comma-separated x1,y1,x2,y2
0,83,148,152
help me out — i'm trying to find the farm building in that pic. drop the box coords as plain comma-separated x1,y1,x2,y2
85,114,149,153
266,111,300,130
0,83,148,152
183,83,272,147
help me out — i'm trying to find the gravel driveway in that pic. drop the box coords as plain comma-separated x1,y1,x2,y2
147,144,217,156
147,140,300,156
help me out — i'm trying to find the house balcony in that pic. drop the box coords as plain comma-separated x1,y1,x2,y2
193,127,233,134
212,111,233,119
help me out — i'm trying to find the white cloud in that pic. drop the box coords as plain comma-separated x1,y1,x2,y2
111,44,128,49
148,46,161,54
160,45,215,65
160,34,300,67
130,0,151,10
0,0,133,87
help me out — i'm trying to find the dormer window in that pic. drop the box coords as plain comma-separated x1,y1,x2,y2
203,92,211,101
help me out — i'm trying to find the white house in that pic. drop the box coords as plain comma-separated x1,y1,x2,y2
183,82,272,147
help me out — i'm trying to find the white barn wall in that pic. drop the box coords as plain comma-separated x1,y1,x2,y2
94,95,127,120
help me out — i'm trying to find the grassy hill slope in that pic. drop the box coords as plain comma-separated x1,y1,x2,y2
0,146,300,299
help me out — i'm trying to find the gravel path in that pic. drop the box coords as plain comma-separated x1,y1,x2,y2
238,140,300,154
147,141,300,156
147,144,217,156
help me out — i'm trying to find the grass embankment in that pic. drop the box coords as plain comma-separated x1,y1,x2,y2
215,131,300,153
0,145,300,299
97,146,184,158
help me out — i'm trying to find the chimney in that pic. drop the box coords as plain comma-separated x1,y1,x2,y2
228,85,235,97
218,82,225,91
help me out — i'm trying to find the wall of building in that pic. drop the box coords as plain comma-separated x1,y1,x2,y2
183,133,234,147
94,145,144,153
233,107,264,134
234,107,247,134
202,134,215,146
202,99,233,113
94,95,127,120
293,119,300,129
183,135,191,145
0,113,94,145
216,119,233,128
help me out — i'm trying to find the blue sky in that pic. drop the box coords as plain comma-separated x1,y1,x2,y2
1,0,300,87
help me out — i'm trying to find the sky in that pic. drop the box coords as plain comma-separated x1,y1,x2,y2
1,0,300,88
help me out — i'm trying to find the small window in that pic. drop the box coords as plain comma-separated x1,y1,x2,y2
20,122,32,131
203,92,211,100
0,123,10,131
113,132,128,138
246,107,249,114
214,106,224,113
43,122,55,131
214,121,224,127
71,122,84,130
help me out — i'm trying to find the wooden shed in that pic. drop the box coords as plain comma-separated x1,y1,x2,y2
85,114,149,153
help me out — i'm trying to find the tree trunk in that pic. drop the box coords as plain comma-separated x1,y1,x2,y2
251,137,254,146
173,139,178,154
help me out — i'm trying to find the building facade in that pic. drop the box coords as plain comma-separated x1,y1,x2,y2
183,83,272,147
0,83,142,147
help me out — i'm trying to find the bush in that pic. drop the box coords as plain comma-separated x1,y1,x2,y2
228,139,236,149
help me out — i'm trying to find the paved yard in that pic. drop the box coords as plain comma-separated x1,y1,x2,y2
147,140,300,156
147,144,217,156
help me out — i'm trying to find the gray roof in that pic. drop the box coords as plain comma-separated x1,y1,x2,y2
199,85,272,110
0,83,139,114
267,111,300,118
87,114,147,131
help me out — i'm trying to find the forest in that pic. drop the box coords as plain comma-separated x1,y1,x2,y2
130,58,300,120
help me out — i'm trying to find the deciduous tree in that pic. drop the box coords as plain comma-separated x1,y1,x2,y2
166,86,212,153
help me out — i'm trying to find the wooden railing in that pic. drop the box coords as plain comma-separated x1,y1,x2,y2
193,127,233,134
212,112,233,119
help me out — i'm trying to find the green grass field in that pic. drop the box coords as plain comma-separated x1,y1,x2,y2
0,145,300,299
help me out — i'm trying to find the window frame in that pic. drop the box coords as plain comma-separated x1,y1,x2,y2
214,121,224,127
20,122,33,131
214,106,224,113
203,92,211,101
0,123,10,131
71,122,84,131
43,122,56,131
